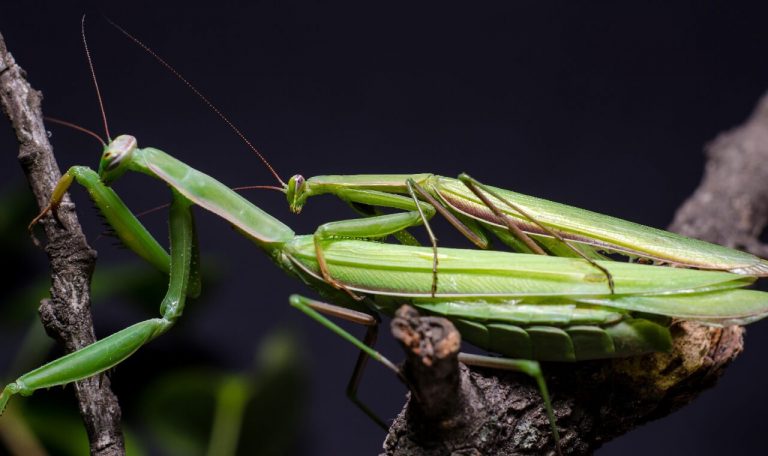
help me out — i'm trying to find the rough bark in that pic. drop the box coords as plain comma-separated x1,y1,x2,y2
383,94,768,455
0,32,125,456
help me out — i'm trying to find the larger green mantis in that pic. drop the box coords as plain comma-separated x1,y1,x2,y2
3,133,768,451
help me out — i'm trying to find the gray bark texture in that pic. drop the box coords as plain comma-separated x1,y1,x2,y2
0,31,125,456
383,94,768,455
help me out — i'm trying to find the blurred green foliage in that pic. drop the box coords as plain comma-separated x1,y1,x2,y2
142,331,305,456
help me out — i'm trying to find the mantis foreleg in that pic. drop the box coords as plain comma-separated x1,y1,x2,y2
312,199,435,299
29,166,173,279
0,188,198,413
312,185,490,297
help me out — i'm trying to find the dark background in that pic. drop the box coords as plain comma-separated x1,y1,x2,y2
2,1,768,454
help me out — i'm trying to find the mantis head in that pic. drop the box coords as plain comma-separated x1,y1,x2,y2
286,174,308,214
98,135,137,184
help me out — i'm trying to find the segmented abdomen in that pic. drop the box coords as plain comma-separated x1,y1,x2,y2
450,318,672,362
410,300,673,362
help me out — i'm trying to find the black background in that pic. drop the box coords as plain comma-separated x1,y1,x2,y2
2,1,768,455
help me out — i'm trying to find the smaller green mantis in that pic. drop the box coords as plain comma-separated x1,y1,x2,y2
282,172,768,282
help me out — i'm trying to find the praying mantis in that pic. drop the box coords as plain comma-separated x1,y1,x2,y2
3,18,768,455
283,172,768,275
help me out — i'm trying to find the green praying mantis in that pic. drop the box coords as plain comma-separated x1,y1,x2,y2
278,171,768,300
4,19,768,453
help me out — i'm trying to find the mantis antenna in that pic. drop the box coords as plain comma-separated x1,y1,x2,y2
81,15,112,142
44,116,106,147
104,16,287,188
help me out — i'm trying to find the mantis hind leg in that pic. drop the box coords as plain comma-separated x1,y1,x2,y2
1,189,198,414
346,324,389,429
458,173,615,294
459,353,562,456
290,294,562,451
289,294,401,429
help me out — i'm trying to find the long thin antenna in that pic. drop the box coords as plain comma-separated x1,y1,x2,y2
81,15,112,141
104,17,286,188
232,185,285,193
44,116,106,146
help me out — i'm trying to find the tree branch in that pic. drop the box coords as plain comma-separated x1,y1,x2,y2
669,93,768,255
383,93,768,455
0,31,125,456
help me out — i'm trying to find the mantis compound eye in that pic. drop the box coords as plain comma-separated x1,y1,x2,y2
287,174,308,214
294,175,306,192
